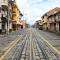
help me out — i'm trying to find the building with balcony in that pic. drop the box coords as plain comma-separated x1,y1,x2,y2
42,14,48,30
42,7,60,32
20,20,28,29
10,0,23,31
38,20,43,30
32,20,43,30
47,7,60,32
0,0,8,33
0,0,13,33
0,0,23,33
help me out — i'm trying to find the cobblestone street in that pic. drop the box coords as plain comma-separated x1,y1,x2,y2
0,29,27,57
0,0,60,60
0,28,60,60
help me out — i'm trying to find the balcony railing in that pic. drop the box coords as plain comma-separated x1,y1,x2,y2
8,0,15,4
1,11,7,17
1,15,7,22
12,13,16,16
56,19,60,22
1,0,8,6
12,10,16,13
2,5,8,11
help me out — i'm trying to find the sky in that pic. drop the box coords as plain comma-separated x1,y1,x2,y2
16,0,60,25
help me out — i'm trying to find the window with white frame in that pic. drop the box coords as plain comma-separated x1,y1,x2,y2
58,14,60,19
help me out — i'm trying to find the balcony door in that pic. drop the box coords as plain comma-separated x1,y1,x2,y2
59,24,60,31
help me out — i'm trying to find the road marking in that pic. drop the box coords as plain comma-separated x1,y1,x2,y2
31,29,60,56
32,41,36,60
0,35,22,60
38,32,60,56
30,32,32,60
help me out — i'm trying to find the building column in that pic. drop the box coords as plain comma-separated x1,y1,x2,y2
16,24,17,31
59,23,60,32
0,8,2,33
0,23,2,33
9,22,12,32
5,22,8,33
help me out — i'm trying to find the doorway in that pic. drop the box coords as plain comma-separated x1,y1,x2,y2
59,24,60,31
21,25,23,29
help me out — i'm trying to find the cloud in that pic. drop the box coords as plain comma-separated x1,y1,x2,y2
16,0,60,25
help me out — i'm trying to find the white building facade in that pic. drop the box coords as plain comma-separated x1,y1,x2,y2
0,0,13,33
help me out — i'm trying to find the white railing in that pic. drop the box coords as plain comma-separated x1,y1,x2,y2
1,0,8,6
2,11,7,17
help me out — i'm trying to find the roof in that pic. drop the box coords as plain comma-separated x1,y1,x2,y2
42,7,60,18
47,7,60,17
41,13,47,18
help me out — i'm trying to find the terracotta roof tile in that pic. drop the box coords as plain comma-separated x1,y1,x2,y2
47,7,60,16
42,7,60,18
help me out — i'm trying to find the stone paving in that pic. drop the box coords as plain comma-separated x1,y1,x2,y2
1,28,60,60
0,29,26,56
37,29,60,51
0,28,60,60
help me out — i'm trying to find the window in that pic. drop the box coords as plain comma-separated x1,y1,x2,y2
58,14,60,19
56,15,58,20
0,7,1,12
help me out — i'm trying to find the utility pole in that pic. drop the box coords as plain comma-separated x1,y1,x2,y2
7,0,10,34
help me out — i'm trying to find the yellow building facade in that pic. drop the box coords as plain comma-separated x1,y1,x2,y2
12,3,23,31
42,14,48,30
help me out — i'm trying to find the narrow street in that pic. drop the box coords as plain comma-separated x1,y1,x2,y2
0,28,60,60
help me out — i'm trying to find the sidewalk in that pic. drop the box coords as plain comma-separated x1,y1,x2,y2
38,29,60,51
0,29,26,56
42,30,60,36
0,34,18,56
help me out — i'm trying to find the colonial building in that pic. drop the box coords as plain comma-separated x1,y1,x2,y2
12,2,23,31
0,0,13,33
38,20,43,30
42,7,60,32
0,0,23,33
20,20,28,29
33,20,43,30
8,0,23,31
47,7,60,32
0,0,8,33
33,21,39,28
42,14,48,30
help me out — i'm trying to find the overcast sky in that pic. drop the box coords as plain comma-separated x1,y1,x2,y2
16,0,60,25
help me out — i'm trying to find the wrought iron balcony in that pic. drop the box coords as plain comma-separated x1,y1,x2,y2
8,0,15,4
2,5,8,11
1,15,8,22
